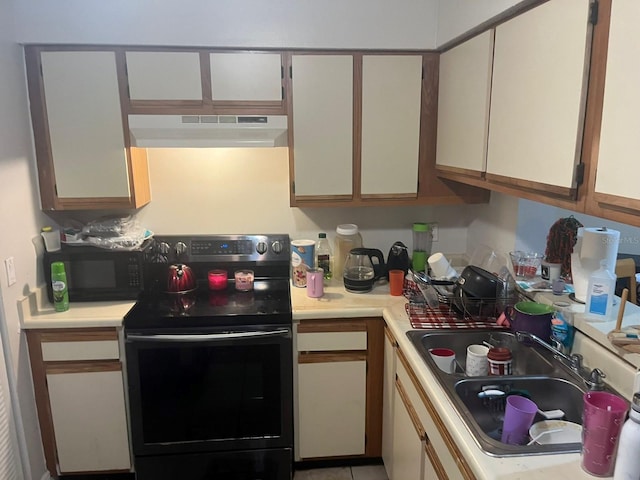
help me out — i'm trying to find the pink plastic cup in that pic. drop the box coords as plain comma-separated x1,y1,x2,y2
501,395,538,445
581,391,629,476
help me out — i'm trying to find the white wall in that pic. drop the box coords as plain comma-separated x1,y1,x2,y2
135,148,480,256
13,0,439,49
1,0,50,477
436,0,522,46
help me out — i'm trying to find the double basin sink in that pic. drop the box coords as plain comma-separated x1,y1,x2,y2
407,329,587,457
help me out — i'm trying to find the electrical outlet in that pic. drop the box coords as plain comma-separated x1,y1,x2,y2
431,223,439,242
4,257,16,286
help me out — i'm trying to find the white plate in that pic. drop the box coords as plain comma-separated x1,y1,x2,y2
529,420,582,445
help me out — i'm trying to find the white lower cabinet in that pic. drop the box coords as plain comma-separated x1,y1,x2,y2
392,380,424,479
26,328,131,477
383,325,473,480
295,318,384,461
298,360,367,458
46,369,130,472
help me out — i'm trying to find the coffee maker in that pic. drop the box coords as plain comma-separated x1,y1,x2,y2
386,241,410,279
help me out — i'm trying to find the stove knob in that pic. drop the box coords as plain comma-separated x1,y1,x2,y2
158,242,170,255
174,242,188,256
256,241,268,255
271,240,284,254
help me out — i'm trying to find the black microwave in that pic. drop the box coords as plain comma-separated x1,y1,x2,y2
44,241,151,302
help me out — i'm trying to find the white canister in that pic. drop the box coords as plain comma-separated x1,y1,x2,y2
291,240,315,287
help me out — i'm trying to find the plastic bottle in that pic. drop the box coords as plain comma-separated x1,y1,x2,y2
51,261,69,312
613,392,640,480
334,224,363,281
550,306,575,355
585,260,617,320
316,233,333,280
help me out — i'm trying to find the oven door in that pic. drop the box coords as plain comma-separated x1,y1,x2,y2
125,325,293,456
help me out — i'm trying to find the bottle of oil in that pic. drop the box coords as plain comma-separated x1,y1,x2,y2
51,261,69,312
316,233,333,280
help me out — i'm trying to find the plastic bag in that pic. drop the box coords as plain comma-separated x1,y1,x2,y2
81,216,152,250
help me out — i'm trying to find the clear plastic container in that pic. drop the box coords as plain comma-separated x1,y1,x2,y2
334,224,363,281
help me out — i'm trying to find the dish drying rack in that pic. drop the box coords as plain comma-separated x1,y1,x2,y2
407,271,528,324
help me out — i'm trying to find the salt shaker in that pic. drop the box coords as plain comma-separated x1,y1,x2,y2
613,392,640,480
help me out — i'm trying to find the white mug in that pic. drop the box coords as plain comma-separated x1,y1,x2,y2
429,348,456,373
465,344,489,376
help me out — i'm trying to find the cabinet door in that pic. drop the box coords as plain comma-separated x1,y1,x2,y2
382,328,396,478
392,381,424,480
486,0,591,195
297,359,366,458
46,365,131,473
210,52,283,101
40,51,131,199
361,55,422,197
126,51,203,101
290,54,354,198
436,30,494,175
592,0,640,211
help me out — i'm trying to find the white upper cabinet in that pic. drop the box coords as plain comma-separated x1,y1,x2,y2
41,51,130,199
486,0,591,191
126,51,203,101
210,52,282,101
291,54,354,197
436,30,494,174
593,0,640,203
361,55,422,196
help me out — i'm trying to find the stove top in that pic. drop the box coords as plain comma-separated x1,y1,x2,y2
124,234,292,330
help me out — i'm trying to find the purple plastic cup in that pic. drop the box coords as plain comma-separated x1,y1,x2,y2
501,395,538,445
582,391,628,476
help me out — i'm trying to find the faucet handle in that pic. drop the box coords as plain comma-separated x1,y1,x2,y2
586,368,607,391
569,353,583,371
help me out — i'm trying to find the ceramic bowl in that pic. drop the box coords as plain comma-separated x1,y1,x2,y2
528,420,582,445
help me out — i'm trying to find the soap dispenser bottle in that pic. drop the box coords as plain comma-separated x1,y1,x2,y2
585,260,616,320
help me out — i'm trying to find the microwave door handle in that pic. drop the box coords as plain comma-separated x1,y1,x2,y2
127,329,290,342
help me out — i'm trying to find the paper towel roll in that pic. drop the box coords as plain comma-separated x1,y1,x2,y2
571,227,620,302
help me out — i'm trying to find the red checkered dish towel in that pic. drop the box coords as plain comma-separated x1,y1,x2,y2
406,303,508,330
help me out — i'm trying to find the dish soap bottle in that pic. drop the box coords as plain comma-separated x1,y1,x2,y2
585,260,616,320
613,392,640,480
316,233,332,280
51,261,69,312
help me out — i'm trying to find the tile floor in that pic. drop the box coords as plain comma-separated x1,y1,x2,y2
293,465,389,480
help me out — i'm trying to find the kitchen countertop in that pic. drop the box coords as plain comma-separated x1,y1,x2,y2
18,286,135,329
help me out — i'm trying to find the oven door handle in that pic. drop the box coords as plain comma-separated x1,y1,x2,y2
127,329,290,342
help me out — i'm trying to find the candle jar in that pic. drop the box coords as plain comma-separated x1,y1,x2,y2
234,269,254,291
208,270,228,291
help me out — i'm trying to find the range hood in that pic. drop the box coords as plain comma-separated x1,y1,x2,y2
129,114,288,148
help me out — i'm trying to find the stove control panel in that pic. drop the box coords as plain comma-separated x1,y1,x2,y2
148,234,290,264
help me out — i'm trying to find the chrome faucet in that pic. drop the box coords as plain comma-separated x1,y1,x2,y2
515,331,606,390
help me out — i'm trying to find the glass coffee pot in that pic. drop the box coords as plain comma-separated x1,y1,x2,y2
343,248,385,293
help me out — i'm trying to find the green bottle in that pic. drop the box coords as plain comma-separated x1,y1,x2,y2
51,261,69,312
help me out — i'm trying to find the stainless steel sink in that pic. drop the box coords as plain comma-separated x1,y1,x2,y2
406,329,590,456
407,330,555,376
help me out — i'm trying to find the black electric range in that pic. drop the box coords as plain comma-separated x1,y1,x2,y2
123,234,293,480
